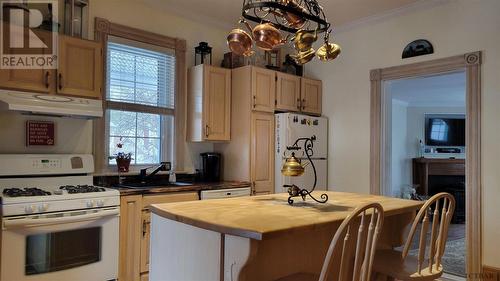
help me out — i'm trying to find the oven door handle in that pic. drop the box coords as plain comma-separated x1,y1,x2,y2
3,208,120,229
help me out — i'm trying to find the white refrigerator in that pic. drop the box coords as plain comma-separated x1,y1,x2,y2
275,113,328,194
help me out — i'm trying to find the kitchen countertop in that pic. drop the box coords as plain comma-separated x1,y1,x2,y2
112,181,251,196
150,191,423,240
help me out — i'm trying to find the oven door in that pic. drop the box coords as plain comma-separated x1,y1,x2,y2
1,207,119,281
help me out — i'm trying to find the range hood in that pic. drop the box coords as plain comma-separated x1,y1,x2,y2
0,90,103,119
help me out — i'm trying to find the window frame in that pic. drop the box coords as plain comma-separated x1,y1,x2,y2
94,17,187,173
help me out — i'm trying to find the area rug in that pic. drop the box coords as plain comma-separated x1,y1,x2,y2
408,237,466,277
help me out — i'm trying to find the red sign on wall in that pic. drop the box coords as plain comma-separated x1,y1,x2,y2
26,121,55,146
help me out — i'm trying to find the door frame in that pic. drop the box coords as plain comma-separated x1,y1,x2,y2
369,51,482,276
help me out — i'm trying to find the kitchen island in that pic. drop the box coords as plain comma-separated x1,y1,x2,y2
149,192,423,281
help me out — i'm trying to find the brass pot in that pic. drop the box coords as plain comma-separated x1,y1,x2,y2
281,0,307,28
292,48,316,65
281,153,309,177
252,22,286,51
227,20,254,56
317,42,341,61
292,28,318,52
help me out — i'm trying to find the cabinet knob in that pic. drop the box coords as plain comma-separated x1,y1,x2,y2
58,73,63,90
253,96,257,108
205,124,210,138
45,71,50,88
302,99,306,110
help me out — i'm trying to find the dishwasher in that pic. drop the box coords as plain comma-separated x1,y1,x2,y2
200,187,251,200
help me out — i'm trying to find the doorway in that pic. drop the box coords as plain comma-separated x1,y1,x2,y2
382,70,466,277
369,52,482,278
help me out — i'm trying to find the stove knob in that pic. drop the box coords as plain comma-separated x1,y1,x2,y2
86,200,95,208
24,205,35,214
96,199,104,207
38,204,49,212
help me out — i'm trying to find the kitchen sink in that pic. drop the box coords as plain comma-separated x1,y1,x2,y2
119,182,193,189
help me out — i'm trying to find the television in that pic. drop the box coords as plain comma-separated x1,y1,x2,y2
424,114,465,147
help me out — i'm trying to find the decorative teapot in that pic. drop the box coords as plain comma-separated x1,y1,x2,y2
281,152,309,177
292,28,318,52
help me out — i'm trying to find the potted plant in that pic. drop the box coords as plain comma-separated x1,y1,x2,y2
109,138,133,172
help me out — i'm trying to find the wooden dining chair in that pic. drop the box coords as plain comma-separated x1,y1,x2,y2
372,192,456,281
276,202,385,281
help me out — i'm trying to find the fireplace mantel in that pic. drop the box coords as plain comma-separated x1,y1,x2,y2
412,157,465,195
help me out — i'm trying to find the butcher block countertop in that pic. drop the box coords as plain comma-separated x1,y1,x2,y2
113,181,251,196
150,191,423,240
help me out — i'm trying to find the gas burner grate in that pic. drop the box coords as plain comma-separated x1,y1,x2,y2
2,187,51,197
59,185,106,194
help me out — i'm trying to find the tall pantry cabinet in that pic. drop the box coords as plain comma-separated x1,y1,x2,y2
215,66,275,195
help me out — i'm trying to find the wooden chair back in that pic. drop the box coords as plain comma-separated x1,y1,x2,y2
318,202,385,281
401,192,456,275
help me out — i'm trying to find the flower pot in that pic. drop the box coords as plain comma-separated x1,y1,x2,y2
116,157,131,173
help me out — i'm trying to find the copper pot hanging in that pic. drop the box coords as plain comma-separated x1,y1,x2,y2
227,20,254,56
252,22,287,51
280,0,308,29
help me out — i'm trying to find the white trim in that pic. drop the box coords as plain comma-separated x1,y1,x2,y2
335,0,451,34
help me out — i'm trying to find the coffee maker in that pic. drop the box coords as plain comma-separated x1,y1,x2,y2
200,153,221,182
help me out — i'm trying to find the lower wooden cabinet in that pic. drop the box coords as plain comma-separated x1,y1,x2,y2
119,195,143,281
119,192,199,281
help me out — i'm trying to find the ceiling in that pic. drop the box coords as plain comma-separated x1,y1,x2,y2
389,71,466,107
142,0,421,29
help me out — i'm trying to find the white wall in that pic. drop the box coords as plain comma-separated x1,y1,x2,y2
306,0,500,266
0,112,93,154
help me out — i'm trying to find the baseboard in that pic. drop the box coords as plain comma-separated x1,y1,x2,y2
482,266,500,281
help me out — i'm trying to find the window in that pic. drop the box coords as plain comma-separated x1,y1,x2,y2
430,119,449,142
106,36,176,166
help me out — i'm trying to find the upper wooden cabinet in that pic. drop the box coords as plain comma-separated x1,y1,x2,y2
276,72,301,112
251,67,275,113
187,64,231,142
300,78,322,115
214,66,275,195
0,32,103,99
0,30,54,93
58,35,103,99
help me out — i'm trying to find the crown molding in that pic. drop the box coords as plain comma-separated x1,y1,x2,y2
334,0,451,34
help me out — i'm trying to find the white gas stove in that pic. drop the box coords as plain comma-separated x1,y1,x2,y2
0,154,119,281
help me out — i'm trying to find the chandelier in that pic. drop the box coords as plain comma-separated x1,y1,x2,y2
227,0,340,65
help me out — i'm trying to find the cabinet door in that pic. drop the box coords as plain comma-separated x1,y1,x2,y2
275,72,301,112
58,36,102,99
0,69,53,93
251,67,275,113
0,30,55,93
251,112,274,194
204,65,231,141
301,78,322,115
119,195,143,281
